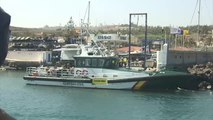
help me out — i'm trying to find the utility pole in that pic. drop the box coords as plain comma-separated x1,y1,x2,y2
128,14,132,69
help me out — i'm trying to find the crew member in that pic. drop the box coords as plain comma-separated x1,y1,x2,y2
123,57,128,67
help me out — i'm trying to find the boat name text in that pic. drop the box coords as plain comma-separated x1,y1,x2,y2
63,82,84,86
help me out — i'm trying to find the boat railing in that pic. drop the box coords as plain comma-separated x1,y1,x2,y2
26,67,75,77
26,67,37,76
54,69,74,77
130,61,143,67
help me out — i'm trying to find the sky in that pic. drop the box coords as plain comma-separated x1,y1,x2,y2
1,0,213,28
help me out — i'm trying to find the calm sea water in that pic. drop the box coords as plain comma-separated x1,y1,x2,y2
1,71,213,120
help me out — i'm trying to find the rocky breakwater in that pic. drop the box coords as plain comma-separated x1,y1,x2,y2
187,62,213,90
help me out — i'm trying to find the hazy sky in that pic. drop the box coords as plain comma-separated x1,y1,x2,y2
1,0,213,28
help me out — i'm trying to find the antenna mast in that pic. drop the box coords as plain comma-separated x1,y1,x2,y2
87,1,90,30
197,0,201,45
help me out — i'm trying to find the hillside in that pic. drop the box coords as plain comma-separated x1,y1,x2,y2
10,25,213,48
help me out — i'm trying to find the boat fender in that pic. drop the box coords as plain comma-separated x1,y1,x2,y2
76,70,82,76
83,70,88,76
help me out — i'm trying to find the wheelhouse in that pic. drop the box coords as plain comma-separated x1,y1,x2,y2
74,56,119,69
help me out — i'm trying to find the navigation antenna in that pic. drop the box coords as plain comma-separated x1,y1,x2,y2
197,0,201,46
80,1,108,56
189,0,201,46
80,1,91,44
87,1,90,31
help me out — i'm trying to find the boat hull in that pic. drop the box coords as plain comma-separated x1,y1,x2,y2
23,71,205,90
24,76,137,90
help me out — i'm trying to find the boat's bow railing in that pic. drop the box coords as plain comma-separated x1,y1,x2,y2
26,67,37,76
54,68,75,77
26,66,76,77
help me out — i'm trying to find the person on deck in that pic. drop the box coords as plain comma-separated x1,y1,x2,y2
123,57,128,67
119,57,123,67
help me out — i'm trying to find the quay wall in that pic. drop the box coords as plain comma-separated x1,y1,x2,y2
167,50,213,67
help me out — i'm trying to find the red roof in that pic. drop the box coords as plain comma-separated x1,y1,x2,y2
170,47,193,51
116,46,142,52
116,46,157,53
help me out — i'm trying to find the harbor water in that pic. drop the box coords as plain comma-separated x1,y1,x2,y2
1,71,213,120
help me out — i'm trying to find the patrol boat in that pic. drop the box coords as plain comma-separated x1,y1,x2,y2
23,41,205,90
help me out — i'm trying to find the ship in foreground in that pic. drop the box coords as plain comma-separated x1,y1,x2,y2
23,42,208,91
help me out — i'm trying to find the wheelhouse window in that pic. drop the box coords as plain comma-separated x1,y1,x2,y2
85,59,91,67
98,59,105,67
92,59,97,67
76,59,85,67
77,59,82,67
74,57,119,69
104,59,110,67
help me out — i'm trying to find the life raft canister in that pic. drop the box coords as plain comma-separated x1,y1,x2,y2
82,69,89,76
76,70,82,76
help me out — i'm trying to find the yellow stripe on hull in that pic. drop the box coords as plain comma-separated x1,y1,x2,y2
133,81,147,90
